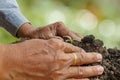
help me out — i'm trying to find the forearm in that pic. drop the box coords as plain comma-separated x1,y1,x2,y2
0,0,29,37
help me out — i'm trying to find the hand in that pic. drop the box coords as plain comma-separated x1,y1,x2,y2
17,22,83,40
0,38,104,80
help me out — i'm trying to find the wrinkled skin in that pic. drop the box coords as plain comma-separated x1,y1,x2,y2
0,39,103,80
17,22,83,40
15,22,104,80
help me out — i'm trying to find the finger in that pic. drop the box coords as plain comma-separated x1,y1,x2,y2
71,31,83,41
66,78,89,80
67,52,102,65
62,41,84,53
69,31,83,41
66,66,104,78
47,38,83,53
55,22,83,40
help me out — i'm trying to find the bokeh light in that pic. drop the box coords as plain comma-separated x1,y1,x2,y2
98,20,116,37
77,10,98,30
46,10,66,24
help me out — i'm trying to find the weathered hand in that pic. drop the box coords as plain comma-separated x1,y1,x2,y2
17,22,83,40
0,39,103,80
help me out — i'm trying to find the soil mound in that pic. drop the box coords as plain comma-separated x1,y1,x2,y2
64,35,120,80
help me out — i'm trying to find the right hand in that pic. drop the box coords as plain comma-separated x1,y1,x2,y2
1,38,104,80
17,22,83,40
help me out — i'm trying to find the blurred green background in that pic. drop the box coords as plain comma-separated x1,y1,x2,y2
0,0,120,48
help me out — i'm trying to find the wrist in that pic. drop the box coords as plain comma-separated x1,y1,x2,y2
17,22,35,38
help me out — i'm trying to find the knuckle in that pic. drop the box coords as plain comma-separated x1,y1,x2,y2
55,21,65,28
52,70,65,78
78,67,84,77
54,71,62,75
50,70,64,80
49,38,63,47
56,21,64,25
78,53,85,64
74,46,82,52
55,53,68,66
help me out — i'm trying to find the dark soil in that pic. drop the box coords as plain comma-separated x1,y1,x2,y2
64,35,120,80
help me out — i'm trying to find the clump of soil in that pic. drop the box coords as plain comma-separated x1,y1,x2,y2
64,35,120,80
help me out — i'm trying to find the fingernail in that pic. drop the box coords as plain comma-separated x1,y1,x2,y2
97,54,102,62
97,66,104,74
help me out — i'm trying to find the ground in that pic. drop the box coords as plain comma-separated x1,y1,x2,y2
64,35,120,80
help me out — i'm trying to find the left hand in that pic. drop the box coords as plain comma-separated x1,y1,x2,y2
17,22,83,40
0,38,103,80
